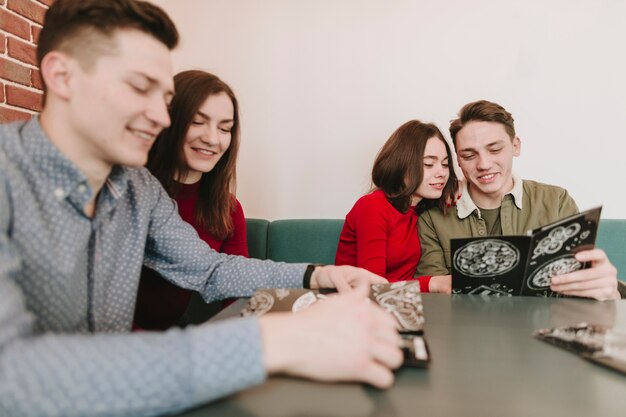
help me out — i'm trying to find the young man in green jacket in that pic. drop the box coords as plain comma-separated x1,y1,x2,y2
417,100,624,300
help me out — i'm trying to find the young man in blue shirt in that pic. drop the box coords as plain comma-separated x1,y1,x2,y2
0,1,402,416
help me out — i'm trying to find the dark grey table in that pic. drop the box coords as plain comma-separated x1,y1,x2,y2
177,294,626,417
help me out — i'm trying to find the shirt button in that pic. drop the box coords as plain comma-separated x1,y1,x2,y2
78,185,87,193
478,229,485,236
54,188,64,200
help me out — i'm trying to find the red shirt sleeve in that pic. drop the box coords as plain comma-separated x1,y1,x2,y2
220,199,248,257
416,275,432,292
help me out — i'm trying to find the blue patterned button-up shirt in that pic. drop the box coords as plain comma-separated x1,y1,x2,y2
0,119,306,417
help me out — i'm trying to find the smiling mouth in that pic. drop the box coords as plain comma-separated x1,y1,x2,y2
192,147,217,156
430,183,445,189
128,128,156,142
477,173,498,182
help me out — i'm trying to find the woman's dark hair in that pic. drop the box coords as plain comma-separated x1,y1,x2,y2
148,70,240,240
372,120,457,214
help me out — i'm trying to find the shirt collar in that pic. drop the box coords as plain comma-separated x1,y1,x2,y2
456,173,523,219
20,118,129,206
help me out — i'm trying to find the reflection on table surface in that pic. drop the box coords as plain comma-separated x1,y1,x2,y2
176,294,626,417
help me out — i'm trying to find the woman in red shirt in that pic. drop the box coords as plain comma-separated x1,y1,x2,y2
133,70,247,330
335,120,457,293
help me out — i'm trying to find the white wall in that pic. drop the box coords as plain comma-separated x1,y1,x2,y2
151,0,626,219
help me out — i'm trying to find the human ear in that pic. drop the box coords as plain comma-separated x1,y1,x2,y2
40,51,74,100
513,136,521,157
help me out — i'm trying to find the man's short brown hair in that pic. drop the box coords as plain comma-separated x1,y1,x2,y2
449,100,516,147
37,0,178,69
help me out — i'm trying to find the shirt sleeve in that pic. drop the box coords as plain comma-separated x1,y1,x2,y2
416,210,450,276
558,188,579,218
416,275,432,292
142,179,305,303
221,199,249,257
0,172,270,417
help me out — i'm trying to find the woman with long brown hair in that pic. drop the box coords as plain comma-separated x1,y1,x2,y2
335,120,457,293
134,70,247,329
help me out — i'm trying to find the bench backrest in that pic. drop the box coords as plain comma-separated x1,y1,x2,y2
247,218,626,281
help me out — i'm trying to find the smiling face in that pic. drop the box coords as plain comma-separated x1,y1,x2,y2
413,137,450,202
455,121,521,207
66,29,174,169
180,92,235,184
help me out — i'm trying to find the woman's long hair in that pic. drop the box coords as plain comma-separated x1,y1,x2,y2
372,120,457,214
147,70,241,239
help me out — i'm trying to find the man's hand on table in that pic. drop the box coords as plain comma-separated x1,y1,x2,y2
259,280,403,388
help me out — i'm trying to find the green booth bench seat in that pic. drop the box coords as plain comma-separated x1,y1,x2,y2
246,218,626,283
245,219,343,264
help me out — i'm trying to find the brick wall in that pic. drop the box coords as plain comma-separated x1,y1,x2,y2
0,0,54,123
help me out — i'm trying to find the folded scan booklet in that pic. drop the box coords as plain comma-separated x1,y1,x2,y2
535,323,626,375
241,281,430,367
451,207,602,297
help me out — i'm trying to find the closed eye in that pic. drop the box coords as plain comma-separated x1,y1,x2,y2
130,83,149,94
